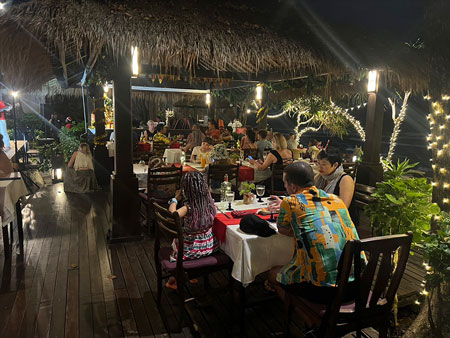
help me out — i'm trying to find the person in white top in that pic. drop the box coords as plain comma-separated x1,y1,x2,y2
65,143,99,193
68,143,94,170
190,137,214,163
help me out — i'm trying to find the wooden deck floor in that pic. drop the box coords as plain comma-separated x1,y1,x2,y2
0,183,382,338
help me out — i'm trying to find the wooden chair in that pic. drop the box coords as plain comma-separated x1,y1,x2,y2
139,165,183,233
342,162,358,179
271,163,289,195
153,141,169,158
282,232,413,338
352,183,376,228
152,202,233,331
207,164,240,202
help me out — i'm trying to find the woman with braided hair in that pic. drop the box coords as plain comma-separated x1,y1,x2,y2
166,171,218,289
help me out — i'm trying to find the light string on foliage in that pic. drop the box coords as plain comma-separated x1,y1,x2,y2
426,99,450,206
328,102,367,141
385,91,411,163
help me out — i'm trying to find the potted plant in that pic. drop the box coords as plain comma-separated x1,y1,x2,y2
240,182,255,204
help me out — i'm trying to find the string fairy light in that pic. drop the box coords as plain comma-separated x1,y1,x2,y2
385,91,411,162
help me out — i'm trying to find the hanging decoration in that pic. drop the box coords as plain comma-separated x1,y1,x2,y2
384,91,411,164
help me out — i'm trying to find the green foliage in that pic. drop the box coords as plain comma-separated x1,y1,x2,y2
382,158,424,180
59,122,85,162
38,142,63,172
240,182,255,195
366,159,440,244
422,212,450,288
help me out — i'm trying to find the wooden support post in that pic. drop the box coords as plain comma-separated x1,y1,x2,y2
356,91,385,186
109,56,142,243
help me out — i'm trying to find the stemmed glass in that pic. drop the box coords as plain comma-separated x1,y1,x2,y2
225,191,235,211
256,185,265,203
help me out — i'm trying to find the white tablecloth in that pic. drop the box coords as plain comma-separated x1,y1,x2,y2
0,173,28,227
216,198,294,287
133,163,148,189
163,149,182,164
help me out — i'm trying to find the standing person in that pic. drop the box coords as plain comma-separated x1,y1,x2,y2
315,147,355,208
183,124,204,152
0,99,11,151
206,120,221,141
286,133,298,150
64,143,100,193
256,130,273,160
65,116,72,129
144,120,157,141
266,162,362,303
166,171,219,289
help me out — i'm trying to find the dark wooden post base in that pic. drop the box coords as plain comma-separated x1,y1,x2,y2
109,173,142,243
356,161,384,186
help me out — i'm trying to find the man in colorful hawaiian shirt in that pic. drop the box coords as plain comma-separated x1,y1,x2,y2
267,161,361,304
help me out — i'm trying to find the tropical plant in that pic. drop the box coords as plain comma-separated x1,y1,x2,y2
240,182,255,196
38,142,63,172
365,159,440,244
59,122,85,162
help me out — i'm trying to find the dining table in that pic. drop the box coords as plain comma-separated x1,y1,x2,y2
213,197,294,287
0,172,28,258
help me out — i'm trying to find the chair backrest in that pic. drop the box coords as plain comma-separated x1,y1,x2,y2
271,163,289,195
353,183,376,210
321,232,413,337
342,162,358,179
152,201,185,276
147,166,183,203
207,164,240,200
153,141,168,158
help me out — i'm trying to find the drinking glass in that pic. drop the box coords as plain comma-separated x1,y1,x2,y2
225,191,235,211
256,185,265,203
139,160,145,166
239,150,244,163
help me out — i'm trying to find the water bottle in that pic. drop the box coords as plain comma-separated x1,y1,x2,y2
220,174,231,203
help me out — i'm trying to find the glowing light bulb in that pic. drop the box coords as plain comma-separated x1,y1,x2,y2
438,149,443,156
432,181,438,187
443,198,449,204
432,164,436,169
440,125,446,129
444,183,449,189
440,168,447,174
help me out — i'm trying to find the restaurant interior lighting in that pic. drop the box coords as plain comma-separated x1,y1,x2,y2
11,91,18,98
367,70,379,93
131,46,139,76
103,82,109,93
205,93,211,106
0,3,5,10
256,83,263,101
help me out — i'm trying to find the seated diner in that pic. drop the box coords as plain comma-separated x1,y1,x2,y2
266,161,361,303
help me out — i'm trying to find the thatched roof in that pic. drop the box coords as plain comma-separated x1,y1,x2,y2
0,0,330,91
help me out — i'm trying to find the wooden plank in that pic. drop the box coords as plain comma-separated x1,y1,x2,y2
78,217,94,338
49,200,72,338
115,288,139,338
124,243,167,336
91,204,123,338
116,244,154,336
3,209,55,338
65,269,79,338
86,210,109,338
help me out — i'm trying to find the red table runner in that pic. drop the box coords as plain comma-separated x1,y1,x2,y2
212,209,276,243
238,166,254,182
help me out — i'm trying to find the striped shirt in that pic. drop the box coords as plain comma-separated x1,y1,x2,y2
276,186,360,287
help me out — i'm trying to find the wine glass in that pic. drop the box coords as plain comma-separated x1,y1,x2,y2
256,185,265,203
239,150,244,164
225,191,235,211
